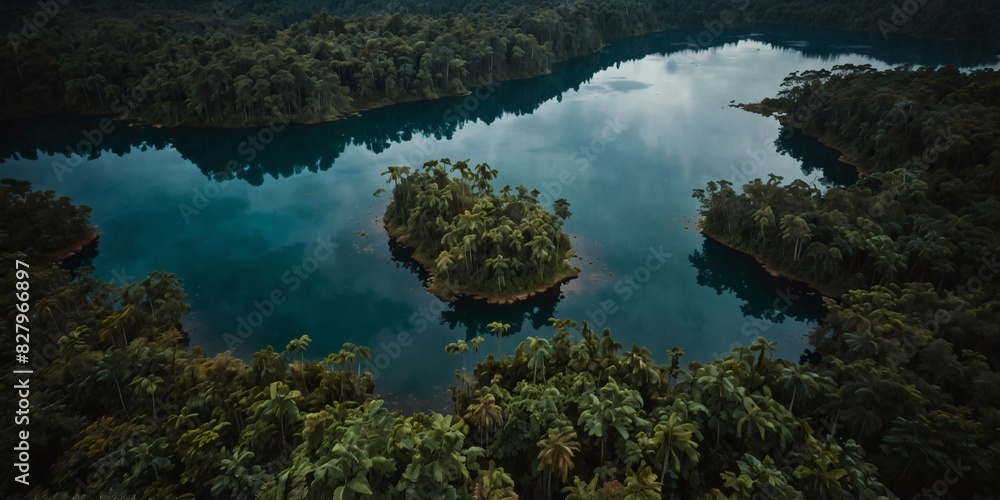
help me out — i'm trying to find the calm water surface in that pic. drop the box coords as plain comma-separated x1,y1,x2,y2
2,25,996,411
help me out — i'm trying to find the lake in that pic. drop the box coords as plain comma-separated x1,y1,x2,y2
2,25,996,411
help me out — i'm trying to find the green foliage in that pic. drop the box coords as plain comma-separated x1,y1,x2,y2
0,179,93,259
0,0,685,126
694,66,1000,498
383,158,577,299
697,67,1000,295
7,56,1000,497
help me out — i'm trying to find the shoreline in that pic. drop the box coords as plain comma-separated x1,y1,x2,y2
0,23,680,129
699,224,844,300
385,218,580,305
45,228,100,264
735,103,871,176
775,116,871,176
10,23,994,129
124,90,476,129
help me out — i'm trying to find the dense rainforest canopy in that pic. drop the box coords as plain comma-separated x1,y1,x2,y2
382,158,577,301
697,65,1000,294
2,191,897,497
1,0,997,126
0,179,93,258
7,57,1000,494
3,1,1000,498
694,65,1000,497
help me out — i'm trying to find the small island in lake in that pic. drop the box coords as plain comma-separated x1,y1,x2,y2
381,158,579,303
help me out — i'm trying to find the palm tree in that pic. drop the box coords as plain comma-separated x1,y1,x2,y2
736,404,776,446
561,476,600,500
552,198,572,220
435,250,457,282
211,447,267,498
643,414,701,483
252,381,301,446
666,347,685,386
95,350,130,411
525,336,552,383
537,426,581,498
485,253,511,291
470,336,485,364
99,304,137,348
780,214,811,261
129,374,165,420
526,234,555,279
578,378,648,464
622,344,660,390
445,339,470,374
347,343,372,378
752,205,775,245
473,162,498,193
285,334,312,391
472,460,517,499
465,393,504,443
124,437,173,490
381,165,411,188
623,464,662,499
749,337,777,372
779,365,826,412
487,321,510,359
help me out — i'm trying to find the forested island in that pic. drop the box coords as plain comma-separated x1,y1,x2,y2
7,154,998,496
1,0,997,127
4,190,897,497
382,159,577,303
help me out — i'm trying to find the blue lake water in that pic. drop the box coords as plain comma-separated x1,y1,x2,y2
2,25,996,411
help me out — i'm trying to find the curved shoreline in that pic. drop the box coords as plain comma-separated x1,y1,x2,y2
4,22,718,129
699,224,845,300
45,228,100,264
385,219,580,305
735,103,870,175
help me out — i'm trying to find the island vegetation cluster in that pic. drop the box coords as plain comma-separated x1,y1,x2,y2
381,158,577,302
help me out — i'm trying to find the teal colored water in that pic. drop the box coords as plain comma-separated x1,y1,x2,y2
2,25,996,411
